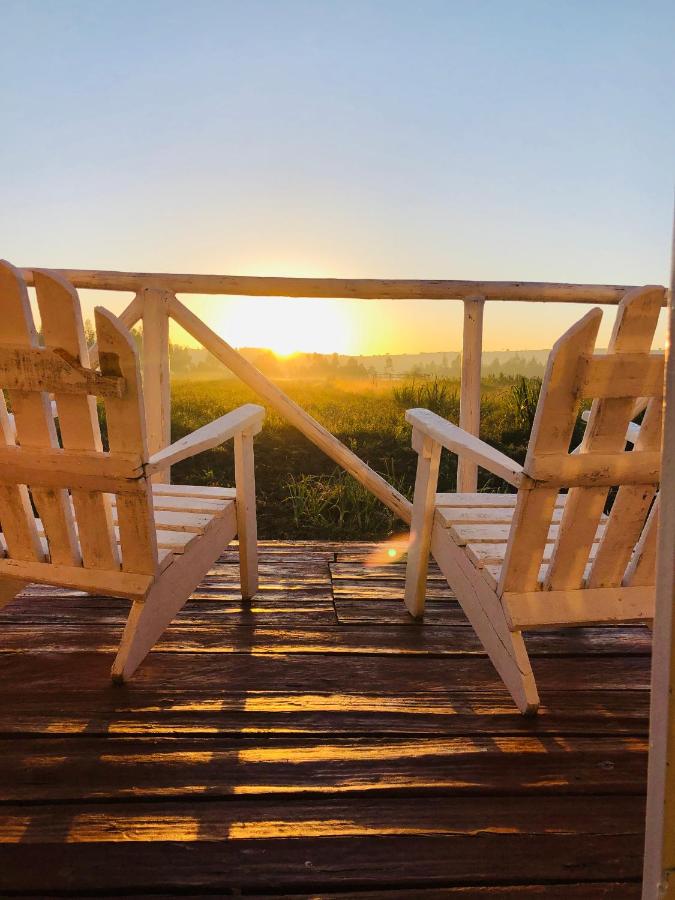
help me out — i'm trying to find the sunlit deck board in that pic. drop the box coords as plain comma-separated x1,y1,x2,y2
0,541,649,897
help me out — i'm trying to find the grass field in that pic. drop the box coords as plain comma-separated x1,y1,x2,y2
168,374,578,540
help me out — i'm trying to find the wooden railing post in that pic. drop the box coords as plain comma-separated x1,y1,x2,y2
141,288,172,482
457,296,485,492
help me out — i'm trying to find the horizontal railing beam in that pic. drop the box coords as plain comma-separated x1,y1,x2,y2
20,268,660,304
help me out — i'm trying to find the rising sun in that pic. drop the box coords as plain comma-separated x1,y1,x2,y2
209,297,356,356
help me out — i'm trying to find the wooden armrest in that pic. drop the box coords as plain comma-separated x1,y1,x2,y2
405,408,523,487
146,404,264,475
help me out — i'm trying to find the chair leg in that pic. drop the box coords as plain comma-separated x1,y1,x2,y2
112,594,166,684
497,629,540,716
454,581,539,714
431,526,540,714
404,433,442,618
112,572,197,683
112,513,237,683
0,577,25,610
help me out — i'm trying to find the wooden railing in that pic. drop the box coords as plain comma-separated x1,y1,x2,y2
21,268,666,525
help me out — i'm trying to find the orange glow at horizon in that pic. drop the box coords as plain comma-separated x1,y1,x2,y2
177,297,357,356
159,290,669,358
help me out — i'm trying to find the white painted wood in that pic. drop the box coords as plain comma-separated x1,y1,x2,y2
0,260,80,566
0,268,261,685
142,289,172,483
439,505,565,524
467,538,598,569
436,492,521,507
234,428,258,600
457,296,484,492
0,556,154,598
443,519,605,547
87,292,144,370
580,408,642,445
151,483,236,499
545,286,662,591
22,267,651,304
33,270,120,571
505,585,654,629
526,450,660,486
146,404,264,474
0,445,144,492
500,308,603,594
404,432,442,617
431,524,539,714
114,507,218,533
0,389,44,562
0,577,25,610
403,300,664,714
588,397,661,587
642,218,675,899
111,502,237,681
579,351,664,398
33,516,225,554
625,496,659,587
95,307,158,576
405,409,523,487
0,344,124,396
4,398,57,445
148,494,230,514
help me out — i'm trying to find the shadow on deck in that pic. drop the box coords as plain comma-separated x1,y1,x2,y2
0,542,649,897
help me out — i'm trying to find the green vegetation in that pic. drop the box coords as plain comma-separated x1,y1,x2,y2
166,374,584,540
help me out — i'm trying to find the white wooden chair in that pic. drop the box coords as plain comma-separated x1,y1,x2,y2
403,285,665,714
0,261,264,682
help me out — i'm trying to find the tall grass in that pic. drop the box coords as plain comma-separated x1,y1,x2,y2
392,377,460,420
284,464,410,538
508,376,542,431
167,374,562,539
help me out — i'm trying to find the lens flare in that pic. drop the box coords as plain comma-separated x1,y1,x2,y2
363,532,409,567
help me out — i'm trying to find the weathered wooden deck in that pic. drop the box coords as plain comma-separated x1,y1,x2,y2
0,541,650,897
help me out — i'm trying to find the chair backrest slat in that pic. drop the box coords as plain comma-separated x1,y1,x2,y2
624,494,659,587
499,308,602,594
95,307,158,575
0,389,44,562
587,396,661,587
544,286,662,592
0,263,158,581
34,270,120,571
500,285,665,597
0,261,80,565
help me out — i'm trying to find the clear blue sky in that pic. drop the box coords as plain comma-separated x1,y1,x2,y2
1,0,673,352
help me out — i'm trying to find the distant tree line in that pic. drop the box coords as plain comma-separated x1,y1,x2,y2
405,353,546,380
82,320,547,380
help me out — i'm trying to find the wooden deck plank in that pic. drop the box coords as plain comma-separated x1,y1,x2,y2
0,540,650,896
0,833,643,893
0,689,649,737
0,623,653,656
0,736,647,802
64,887,640,900
0,650,650,694
0,795,643,840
